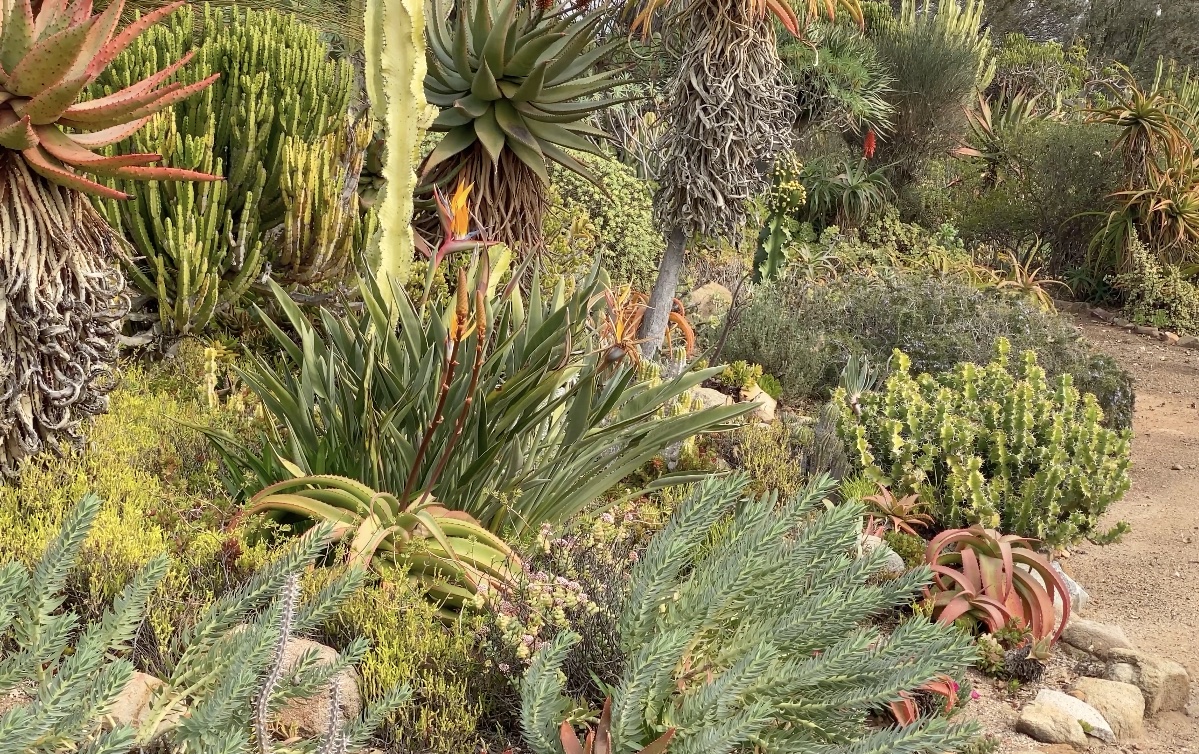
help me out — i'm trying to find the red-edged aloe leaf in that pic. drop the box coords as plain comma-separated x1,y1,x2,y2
595,697,612,754
959,547,984,592
65,0,120,79
929,564,979,594
638,728,675,754
0,112,38,150
976,551,1009,601
16,72,90,124
21,144,130,199
920,677,958,711
348,515,398,571
1011,568,1061,640
0,0,36,74
245,493,361,527
932,595,976,626
62,72,218,127
560,722,584,754
34,0,71,39
5,17,95,97
970,595,1014,632
889,696,919,726
87,0,184,75
68,0,95,27
94,164,221,181
33,123,159,167
67,114,152,147
765,0,800,36
250,474,377,507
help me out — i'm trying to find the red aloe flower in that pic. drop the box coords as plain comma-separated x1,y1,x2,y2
863,129,877,160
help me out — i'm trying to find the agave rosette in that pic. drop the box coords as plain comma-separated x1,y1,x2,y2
925,526,1071,641
247,474,522,609
0,0,218,199
423,0,624,184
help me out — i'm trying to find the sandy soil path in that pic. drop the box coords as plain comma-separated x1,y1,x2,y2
1063,319,1199,750
973,318,1199,752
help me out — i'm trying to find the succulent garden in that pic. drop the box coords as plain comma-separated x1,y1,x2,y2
1,0,1197,751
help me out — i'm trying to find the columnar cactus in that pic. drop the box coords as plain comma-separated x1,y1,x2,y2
89,4,362,337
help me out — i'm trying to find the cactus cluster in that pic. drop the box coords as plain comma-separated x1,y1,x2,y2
89,4,364,338
835,338,1132,546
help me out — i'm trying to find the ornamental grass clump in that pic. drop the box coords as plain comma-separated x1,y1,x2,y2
836,338,1132,546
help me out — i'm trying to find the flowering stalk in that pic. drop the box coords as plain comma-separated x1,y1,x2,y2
400,268,468,504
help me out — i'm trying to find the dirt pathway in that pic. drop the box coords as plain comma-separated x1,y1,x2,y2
976,318,1199,752
1061,319,1199,750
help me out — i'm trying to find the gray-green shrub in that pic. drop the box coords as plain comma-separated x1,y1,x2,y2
0,494,408,753
724,271,1135,428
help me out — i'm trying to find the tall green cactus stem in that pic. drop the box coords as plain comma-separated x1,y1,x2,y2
364,0,431,311
753,153,807,283
91,5,358,337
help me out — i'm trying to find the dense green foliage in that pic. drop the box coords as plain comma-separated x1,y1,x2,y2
544,153,663,289
0,346,263,639
921,120,1120,279
724,271,1135,428
521,474,978,753
203,272,748,534
91,4,363,337
867,0,993,187
836,340,1132,546
1116,233,1199,333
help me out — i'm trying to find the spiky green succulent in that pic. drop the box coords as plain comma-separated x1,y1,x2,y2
423,0,624,184
0,0,219,198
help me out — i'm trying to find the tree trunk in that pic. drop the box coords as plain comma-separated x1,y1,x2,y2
0,155,128,478
638,226,687,361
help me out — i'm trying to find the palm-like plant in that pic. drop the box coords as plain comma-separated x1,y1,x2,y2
0,0,218,477
1090,66,1190,185
421,0,624,250
803,156,894,229
955,87,1044,185
995,243,1071,311
635,0,864,358
863,485,933,536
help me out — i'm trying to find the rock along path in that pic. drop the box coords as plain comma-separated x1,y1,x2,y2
967,317,1199,753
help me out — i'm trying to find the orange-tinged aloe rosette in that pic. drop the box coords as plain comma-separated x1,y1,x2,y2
0,0,221,198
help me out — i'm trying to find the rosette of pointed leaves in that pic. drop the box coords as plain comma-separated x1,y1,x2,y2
421,0,623,248
245,474,522,614
0,0,219,198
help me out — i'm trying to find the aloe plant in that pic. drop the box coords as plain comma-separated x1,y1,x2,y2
925,526,1071,641
245,474,520,612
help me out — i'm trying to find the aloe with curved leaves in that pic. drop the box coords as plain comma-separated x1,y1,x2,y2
925,526,1071,642
200,266,751,535
247,474,520,611
421,0,624,248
